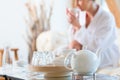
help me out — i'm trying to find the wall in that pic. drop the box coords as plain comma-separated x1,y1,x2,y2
0,0,28,63
50,0,70,33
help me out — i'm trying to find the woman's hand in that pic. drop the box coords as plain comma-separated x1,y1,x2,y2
66,8,81,31
68,40,82,51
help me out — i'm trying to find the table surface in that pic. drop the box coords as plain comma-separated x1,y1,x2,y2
0,65,119,80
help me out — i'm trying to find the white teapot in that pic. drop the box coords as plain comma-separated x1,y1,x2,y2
64,48,101,75
52,49,76,66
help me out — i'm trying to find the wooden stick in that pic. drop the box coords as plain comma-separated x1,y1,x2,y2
11,48,19,61
0,49,4,67
0,77,5,80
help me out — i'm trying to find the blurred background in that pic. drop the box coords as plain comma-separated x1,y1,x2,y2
0,0,119,63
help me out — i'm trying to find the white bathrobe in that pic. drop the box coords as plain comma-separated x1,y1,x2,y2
69,7,120,68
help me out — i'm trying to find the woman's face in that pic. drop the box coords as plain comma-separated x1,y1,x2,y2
76,0,93,11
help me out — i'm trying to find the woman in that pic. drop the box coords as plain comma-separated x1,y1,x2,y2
66,0,120,68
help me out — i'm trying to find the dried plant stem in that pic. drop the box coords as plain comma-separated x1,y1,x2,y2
24,1,53,63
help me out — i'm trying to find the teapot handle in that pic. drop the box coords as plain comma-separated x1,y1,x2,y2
64,52,74,70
